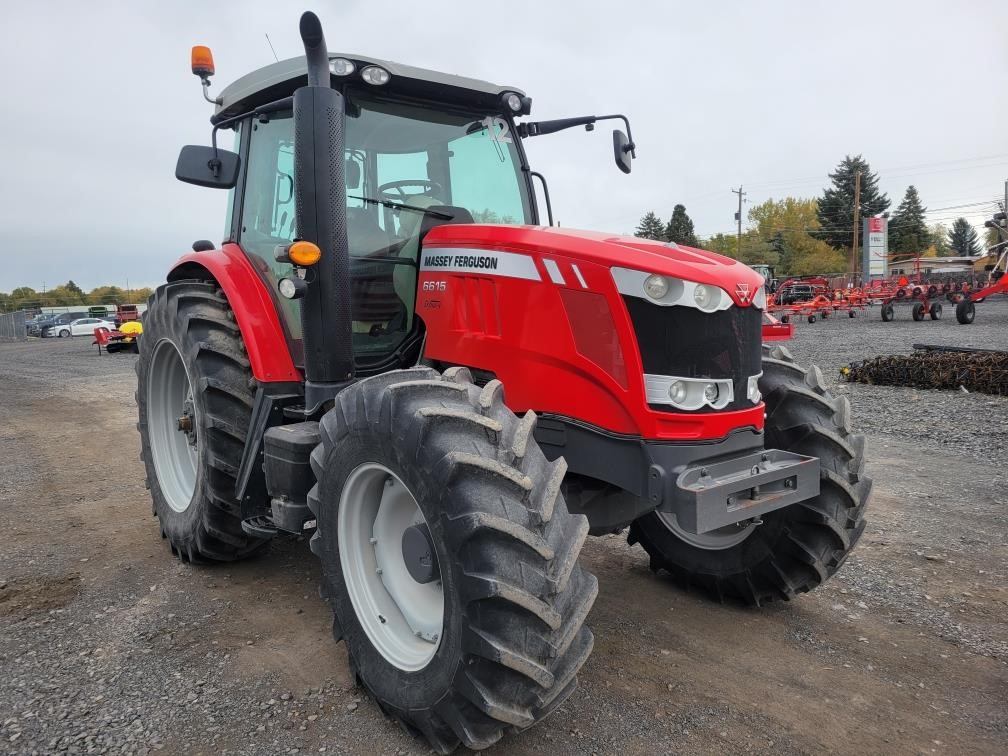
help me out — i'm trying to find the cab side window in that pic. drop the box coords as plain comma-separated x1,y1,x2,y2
239,113,301,340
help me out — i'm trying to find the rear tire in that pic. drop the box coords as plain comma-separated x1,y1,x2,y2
136,281,267,562
628,345,870,605
308,367,596,752
929,302,942,320
912,302,925,321
881,303,894,322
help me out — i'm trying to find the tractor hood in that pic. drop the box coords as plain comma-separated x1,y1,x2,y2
422,224,764,307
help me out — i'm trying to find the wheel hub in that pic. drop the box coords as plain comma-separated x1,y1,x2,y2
401,523,439,584
177,397,197,445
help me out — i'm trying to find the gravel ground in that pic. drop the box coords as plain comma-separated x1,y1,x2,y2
783,295,1008,462
0,306,1005,756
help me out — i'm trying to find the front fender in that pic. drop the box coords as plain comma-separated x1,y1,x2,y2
168,243,301,383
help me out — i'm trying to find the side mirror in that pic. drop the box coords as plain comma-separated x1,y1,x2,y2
613,130,633,174
175,145,240,189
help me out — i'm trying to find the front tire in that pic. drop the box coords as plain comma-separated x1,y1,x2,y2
628,345,871,605
308,367,597,753
136,281,266,562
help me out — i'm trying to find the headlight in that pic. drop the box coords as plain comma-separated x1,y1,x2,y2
329,58,355,76
361,65,390,85
643,274,669,300
646,375,733,410
747,374,762,404
703,382,719,403
692,283,720,312
505,93,522,112
278,276,307,300
669,380,688,404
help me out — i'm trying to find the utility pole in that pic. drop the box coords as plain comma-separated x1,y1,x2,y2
851,171,862,278
732,186,747,257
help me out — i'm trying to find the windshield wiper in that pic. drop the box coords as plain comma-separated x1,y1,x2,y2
349,195,454,220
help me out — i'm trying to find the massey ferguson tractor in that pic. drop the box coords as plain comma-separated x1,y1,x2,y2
137,12,871,752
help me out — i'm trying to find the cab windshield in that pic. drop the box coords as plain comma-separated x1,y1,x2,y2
237,94,533,368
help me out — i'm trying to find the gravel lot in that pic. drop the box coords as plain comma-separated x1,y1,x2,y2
1,300,1006,755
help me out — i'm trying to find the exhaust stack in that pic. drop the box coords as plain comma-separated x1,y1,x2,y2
294,11,354,408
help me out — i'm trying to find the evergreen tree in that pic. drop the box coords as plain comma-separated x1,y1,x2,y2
664,204,698,246
634,211,666,241
888,185,930,258
815,155,890,251
948,218,981,256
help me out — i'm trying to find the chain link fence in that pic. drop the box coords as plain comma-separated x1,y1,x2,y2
0,311,28,342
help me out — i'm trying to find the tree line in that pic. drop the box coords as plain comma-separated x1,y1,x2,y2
635,155,996,276
0,281,154,313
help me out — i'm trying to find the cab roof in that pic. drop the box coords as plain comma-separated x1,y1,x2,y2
214,53,527,121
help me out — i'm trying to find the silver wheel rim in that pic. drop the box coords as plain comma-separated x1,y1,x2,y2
338,463,443,671
147,339,199,514
656,511,756,550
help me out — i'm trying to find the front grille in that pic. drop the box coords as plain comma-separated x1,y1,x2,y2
622,296,762,412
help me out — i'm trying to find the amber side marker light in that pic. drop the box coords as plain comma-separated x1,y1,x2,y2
191,45,215,78
288,241,322,267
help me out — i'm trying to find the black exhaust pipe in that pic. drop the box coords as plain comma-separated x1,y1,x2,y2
294,11,354,410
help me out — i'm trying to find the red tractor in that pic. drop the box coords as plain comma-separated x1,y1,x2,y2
137,12,871,752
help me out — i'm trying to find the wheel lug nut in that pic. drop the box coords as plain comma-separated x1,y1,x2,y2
177,416,192,432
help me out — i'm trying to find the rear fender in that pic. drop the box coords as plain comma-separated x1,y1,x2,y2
167,243,301,383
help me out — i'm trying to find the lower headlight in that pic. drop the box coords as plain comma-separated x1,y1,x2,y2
669,380,688,404
747,374,762,404
703,383,719,403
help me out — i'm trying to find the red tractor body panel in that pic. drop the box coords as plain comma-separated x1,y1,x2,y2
418,224,765,441
168,243,301,383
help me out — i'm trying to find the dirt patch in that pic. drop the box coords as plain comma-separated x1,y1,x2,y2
0,573,81,618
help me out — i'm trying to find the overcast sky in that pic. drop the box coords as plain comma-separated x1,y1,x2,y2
1,0,1005,292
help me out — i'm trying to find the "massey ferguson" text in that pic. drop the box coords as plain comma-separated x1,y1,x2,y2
423,254,499,270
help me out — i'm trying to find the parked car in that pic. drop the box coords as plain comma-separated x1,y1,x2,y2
35,311,89,337
24,313,52,336
43,317,114,338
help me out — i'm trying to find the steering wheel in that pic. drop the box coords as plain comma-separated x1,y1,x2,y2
377,179,444,203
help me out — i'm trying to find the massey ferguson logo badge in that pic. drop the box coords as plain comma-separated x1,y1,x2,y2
736,282,751,303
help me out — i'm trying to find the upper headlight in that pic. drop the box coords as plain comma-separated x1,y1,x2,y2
610,268,730,312
361,65,390,85
643,274,670,300
692,283,721,312
329,58,355,76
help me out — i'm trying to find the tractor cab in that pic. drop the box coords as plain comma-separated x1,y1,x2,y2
225,72,532,371
180,45,634,381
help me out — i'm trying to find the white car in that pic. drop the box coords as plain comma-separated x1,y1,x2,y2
45,317,116,338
